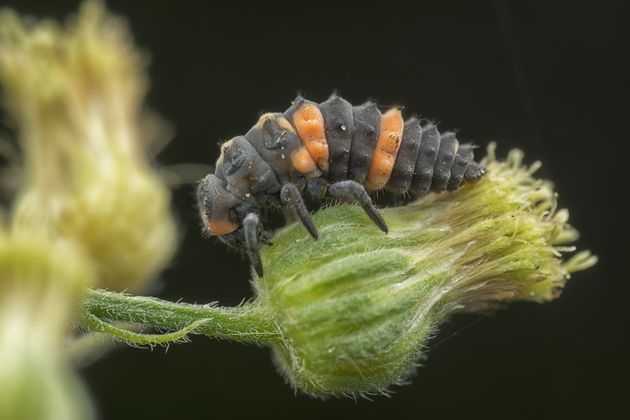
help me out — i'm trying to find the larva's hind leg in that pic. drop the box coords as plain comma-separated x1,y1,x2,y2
280,183,319,240
328,180,388,234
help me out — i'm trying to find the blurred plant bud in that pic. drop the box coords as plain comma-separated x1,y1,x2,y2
0,0,177,291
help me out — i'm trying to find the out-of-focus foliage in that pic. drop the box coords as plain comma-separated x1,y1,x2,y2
0,2,178,419
0,0,176,292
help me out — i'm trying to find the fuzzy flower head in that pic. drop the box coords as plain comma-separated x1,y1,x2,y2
255,145,597,397
0,1,176,291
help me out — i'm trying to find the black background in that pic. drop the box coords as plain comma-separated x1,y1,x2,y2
1,1,628,419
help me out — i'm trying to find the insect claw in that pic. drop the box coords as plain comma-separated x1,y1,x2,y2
362,204,389,233
251,253,264,278
301,214,319,240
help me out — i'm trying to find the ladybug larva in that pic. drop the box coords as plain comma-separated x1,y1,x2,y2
197,95,486,276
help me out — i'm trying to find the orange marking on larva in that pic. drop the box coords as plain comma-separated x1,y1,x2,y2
366,108,404,191
292,103,329,172
207,219,239,236
291,146,318,175
372,154,396,175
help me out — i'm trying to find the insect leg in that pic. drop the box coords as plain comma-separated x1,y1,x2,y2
280,183,319,240
328,180,388,233
243,213,264,277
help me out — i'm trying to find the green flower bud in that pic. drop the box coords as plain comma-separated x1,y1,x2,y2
0,1,176,291
255,145,596,397
0,227,95,420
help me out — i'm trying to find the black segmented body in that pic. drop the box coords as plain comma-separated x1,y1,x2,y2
285,95,484,195
197,94,486,276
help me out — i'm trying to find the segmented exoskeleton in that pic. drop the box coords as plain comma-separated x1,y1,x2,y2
197,95,486,276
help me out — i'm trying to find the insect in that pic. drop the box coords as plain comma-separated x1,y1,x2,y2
197,95,486,276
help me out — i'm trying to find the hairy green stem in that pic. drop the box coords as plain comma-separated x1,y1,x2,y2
82,289,280,345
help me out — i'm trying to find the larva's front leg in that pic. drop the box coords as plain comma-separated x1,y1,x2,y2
243,213,264,277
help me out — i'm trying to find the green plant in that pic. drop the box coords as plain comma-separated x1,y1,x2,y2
81,147,596,398
0,1,596,417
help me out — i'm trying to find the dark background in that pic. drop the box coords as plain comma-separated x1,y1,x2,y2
2,1,628,419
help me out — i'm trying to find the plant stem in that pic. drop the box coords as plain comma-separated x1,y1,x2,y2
82,289,280,345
